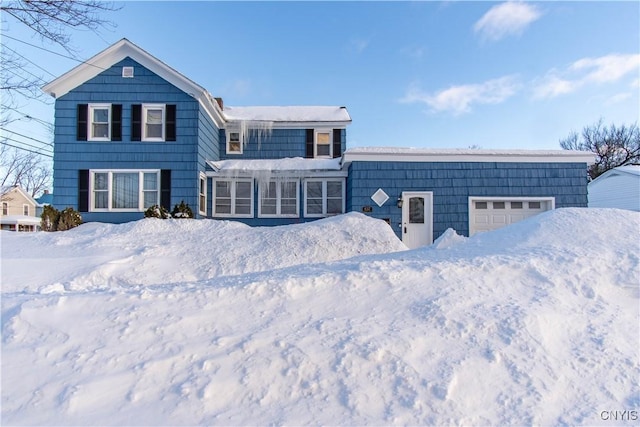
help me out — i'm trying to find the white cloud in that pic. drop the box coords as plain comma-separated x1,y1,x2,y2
474,1,542,42
533,53,640,99
401,76,520,115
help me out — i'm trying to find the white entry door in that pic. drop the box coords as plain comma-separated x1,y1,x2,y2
401,191,433,249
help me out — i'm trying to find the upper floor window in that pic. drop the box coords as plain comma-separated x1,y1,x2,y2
77,104,122,141
143,104,165,141
2,202,7,215
23,205,29,216
132,104,176,142
226,130,243,154
306,128,342,159
315,129,332,158
89,104,111,141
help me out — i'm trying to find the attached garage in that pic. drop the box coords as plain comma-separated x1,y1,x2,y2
469,197,555,235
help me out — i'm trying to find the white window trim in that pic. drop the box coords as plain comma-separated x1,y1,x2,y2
23,204,30,216
314,129,333,159
142,104,166,142
258,179,300,218
2,202,7,216
199,173,207,216
90,169,160,212
212,179,254,218
303,178,346,218
225,129,243,155
88,103,111,141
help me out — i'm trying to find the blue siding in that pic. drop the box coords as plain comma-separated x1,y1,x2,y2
219,128,346,160
347,161,589,239
52,58,219,222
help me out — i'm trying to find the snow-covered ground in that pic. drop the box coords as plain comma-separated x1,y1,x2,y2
1,209,638,426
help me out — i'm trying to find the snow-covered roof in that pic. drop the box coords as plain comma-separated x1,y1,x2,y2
343,147,596,164
608,165,640,176
0,215,41,226
208,157,343,173
223,106,351,126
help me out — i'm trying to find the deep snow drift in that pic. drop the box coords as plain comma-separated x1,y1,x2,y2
1,209,639,426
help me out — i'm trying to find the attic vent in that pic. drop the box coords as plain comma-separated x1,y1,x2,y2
122,66,134,78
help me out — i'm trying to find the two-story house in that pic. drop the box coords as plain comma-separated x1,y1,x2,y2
43,39,593,248
0,186,42,232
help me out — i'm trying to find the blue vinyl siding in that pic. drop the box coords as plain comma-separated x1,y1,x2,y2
347,161,589,239
219,128,346,160
51,58,219,222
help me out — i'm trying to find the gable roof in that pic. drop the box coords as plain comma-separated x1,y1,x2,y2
589,164,640,185
1,185,38,206
42,38,225,127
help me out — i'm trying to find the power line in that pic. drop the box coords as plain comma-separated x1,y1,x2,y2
3,44,57,78
3,128,53,147
2,106,53,127
2,34,107,71
2,136,53,155
0,141,53,158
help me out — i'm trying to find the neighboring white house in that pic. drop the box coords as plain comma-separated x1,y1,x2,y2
588,165,640,212
0,186,42,232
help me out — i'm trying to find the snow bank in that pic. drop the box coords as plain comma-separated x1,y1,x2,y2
1,212,406,293
2,208,638,426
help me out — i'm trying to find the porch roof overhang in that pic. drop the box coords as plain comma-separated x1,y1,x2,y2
206,158,347,178
0,215,42,226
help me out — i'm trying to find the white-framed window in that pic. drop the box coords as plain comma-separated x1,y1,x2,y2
23,204,29,216
2,202,7,215
142,104,165,141
212,179,253,217
226,129,243,154
258,180,299,218
90,170,160,212
199,173,207,216
304,179,345,217
314,129,333,158
88,103,111,141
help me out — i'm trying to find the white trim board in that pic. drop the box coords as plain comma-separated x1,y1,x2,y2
342,148,595,164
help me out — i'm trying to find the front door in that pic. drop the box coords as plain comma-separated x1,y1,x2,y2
401,191,433,249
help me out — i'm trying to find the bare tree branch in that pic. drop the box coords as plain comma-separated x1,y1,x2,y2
560,118,640,180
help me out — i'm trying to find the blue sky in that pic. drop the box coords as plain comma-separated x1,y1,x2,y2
3,1,639,156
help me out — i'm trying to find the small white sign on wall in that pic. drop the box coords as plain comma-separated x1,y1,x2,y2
371,188,389,207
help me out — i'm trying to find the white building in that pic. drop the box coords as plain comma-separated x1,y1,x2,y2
588,165,640,212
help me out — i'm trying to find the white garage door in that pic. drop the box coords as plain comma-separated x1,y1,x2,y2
469,197,555,235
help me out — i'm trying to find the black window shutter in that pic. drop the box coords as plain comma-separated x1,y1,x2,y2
166,105,176,141
77,104,88,141
111,104,122,141
78,170,89,212
160,170,171,210
305,129,314,158
333,128,342,158
131,104,142,141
